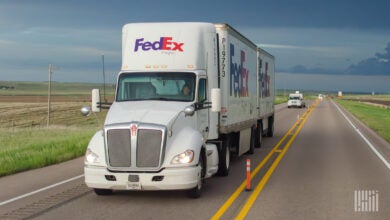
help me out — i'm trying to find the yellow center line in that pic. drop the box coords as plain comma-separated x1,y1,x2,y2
211,101,318,220
234,101,318,219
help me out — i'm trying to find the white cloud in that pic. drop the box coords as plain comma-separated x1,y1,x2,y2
70,46,118,57
0,39,14,45
0,25,120,62
258,43,336,53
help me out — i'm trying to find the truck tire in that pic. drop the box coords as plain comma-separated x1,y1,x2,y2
94,188,113,196
217,135,231,176
247,127,255,154
267,116,274,137
187,149,206,198
255,122,263,148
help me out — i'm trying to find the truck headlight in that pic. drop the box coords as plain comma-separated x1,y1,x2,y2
85,148,100,164
171,150,194,164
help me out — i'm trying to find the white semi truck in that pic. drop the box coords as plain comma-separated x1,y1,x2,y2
83,22,275,198
287,91,305,108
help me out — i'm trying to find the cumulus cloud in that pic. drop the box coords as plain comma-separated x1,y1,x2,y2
259,43,337,53
283,64,340,75
346,43,390,75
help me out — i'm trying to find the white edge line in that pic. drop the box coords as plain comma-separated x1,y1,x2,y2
0,174,84,206
332,100,390,171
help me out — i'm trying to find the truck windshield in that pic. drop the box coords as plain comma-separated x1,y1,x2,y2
116,72,196,102
289,96,301,100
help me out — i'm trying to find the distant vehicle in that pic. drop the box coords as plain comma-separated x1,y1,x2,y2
287,91,305,108
338,91,343,98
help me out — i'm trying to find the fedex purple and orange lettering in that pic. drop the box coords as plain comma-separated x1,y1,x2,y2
230,44,249,97
259,58,270,98
134,37,184,52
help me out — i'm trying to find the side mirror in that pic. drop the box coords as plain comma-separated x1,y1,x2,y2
81,105,91,116
211,88,221,112
184,105,195,116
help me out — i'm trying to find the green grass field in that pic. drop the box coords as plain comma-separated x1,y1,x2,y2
336,99,390,143
0,81,113,177
0,127,96,176
342,94,390,101
0,105,109,177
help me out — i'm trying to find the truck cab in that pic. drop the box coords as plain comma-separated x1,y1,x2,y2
287,92,306,108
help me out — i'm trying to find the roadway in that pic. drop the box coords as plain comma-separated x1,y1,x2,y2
0,99,389,219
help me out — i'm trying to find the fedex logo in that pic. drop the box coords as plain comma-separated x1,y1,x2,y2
134,37,184,52
230,44,249,98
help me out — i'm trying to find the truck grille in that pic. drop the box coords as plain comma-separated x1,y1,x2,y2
105,123,166,171
107,129,131,167
137,129,163,167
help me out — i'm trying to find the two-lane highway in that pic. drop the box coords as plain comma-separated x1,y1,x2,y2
0,99,389,219
244,99,390,220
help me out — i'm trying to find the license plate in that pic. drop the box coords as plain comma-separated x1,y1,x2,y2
127,182,141,190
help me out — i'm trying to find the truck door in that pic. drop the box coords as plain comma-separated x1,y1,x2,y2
196,78,209,139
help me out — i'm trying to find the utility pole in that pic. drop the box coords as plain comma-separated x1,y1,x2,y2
102,54,107,102
47,64,52,127
47,64,58,127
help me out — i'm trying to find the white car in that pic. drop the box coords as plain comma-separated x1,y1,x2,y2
287,94,306,108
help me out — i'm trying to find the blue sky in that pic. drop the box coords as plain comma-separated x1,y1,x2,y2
0,0,390,92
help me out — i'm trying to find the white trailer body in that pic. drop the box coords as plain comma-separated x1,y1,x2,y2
257,48,275,132
84,22,275,198
215,24,275,155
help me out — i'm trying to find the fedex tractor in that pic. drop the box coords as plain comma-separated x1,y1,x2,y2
83,22,275,198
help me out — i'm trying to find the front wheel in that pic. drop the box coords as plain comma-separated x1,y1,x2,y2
217,135,231,176
187,150,206,198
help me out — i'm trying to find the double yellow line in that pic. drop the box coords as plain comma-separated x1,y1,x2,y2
211,100,319,220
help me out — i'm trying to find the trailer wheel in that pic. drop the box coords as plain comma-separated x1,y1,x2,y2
187,149,206,198
93,188,113,196
217,135,231,176
255,122,263,148
247,127,255,154
267,116,274,137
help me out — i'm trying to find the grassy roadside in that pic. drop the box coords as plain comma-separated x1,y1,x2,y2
0,81,114,177
336,99,390,143
0,105,108,177
0,127,98,177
